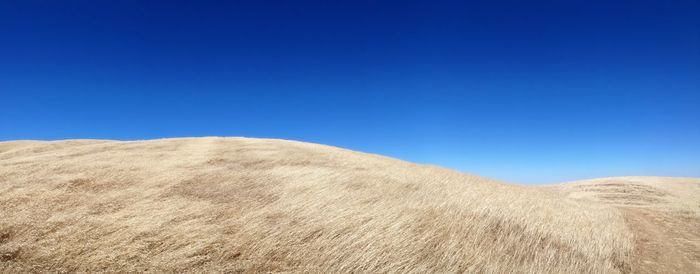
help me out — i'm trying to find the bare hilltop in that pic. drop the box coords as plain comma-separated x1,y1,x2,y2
1,137,698,273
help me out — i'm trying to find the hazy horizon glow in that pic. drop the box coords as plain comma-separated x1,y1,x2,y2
1,1,699,183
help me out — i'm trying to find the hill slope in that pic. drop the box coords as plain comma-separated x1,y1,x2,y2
0,137,694,273
552,177,700,273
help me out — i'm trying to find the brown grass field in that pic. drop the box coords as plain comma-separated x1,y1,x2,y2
0,137,698,273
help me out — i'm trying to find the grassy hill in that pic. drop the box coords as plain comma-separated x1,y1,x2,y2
551,177,700,273
0,137,697,273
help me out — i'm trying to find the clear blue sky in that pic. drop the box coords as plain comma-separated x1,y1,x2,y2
1,1,699,183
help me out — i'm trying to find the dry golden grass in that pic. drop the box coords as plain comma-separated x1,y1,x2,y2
552,177,700,273
0,137,693,273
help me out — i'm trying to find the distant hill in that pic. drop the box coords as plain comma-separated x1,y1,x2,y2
551,176,700,273
0,137,697,273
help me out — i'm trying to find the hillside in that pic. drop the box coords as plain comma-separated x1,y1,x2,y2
551,177,700,273
0,137,696,273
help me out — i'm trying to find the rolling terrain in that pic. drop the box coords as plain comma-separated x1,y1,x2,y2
552,177,700,273
0,137,697,273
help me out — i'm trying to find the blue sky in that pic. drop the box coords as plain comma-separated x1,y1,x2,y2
1,1,699,183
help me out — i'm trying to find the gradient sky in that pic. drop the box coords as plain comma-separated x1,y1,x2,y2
1,1,699,183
